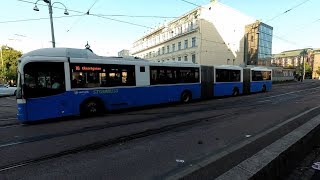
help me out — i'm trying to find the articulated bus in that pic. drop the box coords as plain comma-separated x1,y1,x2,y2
16,48,271,123
243,67,272,94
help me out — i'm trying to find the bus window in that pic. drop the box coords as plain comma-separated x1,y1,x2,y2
23,62,65,98
70,63,135,88
252,70,271,81
216,69,241,82
150,66,199,85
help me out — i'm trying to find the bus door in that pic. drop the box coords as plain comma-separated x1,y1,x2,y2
23,62,70,121
200,66,214,99
243,68,251,94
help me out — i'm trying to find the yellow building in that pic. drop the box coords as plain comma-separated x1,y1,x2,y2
131,1,271,66
312,52,320,79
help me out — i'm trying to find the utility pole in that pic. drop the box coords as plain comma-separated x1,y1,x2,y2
301,49,307,82
47,0,56,48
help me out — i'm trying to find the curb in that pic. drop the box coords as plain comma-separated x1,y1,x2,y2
165,105,320,180
217,113,320,180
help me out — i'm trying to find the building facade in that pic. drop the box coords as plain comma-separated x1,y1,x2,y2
118,49,130,57
131,1,267,66
245,21,273,66
312,51,320,79
272,48,320,79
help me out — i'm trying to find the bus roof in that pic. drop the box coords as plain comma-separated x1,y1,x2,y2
247,66,272,71
20,48,200,68
214,65,243,70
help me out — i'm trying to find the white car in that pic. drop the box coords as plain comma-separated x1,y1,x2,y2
0,84,17,97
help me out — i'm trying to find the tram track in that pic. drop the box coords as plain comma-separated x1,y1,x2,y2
0,113,232,172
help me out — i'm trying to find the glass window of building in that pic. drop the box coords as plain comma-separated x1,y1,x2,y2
167,45,170,53
162,47,165,54
192,37,196,47
184,55,188,61
178,57,181,61
192,54,196,63
172,44,175,52
178,42,181,50
158,48,160,55
172,58,175,61
184,39,188,49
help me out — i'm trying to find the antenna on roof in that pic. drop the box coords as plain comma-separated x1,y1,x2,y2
85,41,93,53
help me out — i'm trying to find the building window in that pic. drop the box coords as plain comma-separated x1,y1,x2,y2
167,45,170,53
172,58,175,61
192,54,196,63
178,42,181,50
162,47,165,54
184,55,188,61
172,44,175,52
192,37,196,47
149,52,151,58
178,57,181,61
158,48,160,55
184,40,188,49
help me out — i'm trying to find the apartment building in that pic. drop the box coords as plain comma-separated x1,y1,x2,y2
131,1,264,66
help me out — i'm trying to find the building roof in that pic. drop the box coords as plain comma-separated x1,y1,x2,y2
273,48,314,58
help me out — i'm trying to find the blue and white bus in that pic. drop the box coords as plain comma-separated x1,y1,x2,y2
243,67,272,94
16,48,201,122
214,65,243,96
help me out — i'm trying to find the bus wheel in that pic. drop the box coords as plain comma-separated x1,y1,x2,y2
262,85,267,92
81,99,104,117
232,88,239,96
181,91,192,103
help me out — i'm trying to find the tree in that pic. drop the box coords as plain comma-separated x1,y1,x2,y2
0,46,22,84
296,62,312,79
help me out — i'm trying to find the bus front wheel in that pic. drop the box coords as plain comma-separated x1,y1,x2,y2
81,98,104,117
181,91,192,103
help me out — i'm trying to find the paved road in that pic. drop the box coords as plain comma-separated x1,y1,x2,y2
0,80,320,179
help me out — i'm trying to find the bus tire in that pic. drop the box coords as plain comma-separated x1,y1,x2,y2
80,98,104,117
232,88,239,96
181,91,192,103
14,90,17,96
262,85,267,92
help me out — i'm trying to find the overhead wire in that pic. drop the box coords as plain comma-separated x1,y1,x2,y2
0,14,85,24
265,0,312,23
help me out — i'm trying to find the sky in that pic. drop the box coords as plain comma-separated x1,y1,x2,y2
0,0,319,56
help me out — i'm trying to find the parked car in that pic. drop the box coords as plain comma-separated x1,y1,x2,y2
0,84,17,97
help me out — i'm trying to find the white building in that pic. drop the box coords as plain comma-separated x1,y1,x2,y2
118,49,130,57
131,1,256,66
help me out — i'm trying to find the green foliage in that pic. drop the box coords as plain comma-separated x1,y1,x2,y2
0,46,22,83
296,62,312,78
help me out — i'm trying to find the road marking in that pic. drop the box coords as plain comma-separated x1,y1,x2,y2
0,117,17,121
0,142,22,148
5,97,16,101
264,86,320,99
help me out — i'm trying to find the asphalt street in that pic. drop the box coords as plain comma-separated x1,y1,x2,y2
0,80,320,179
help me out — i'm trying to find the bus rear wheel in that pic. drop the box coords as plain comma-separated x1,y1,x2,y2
81,99,104,117
181,91,192,103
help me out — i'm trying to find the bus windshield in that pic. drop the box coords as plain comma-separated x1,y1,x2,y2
23,62,66,98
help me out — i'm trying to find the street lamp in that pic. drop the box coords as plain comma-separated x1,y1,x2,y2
33,0,69,48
